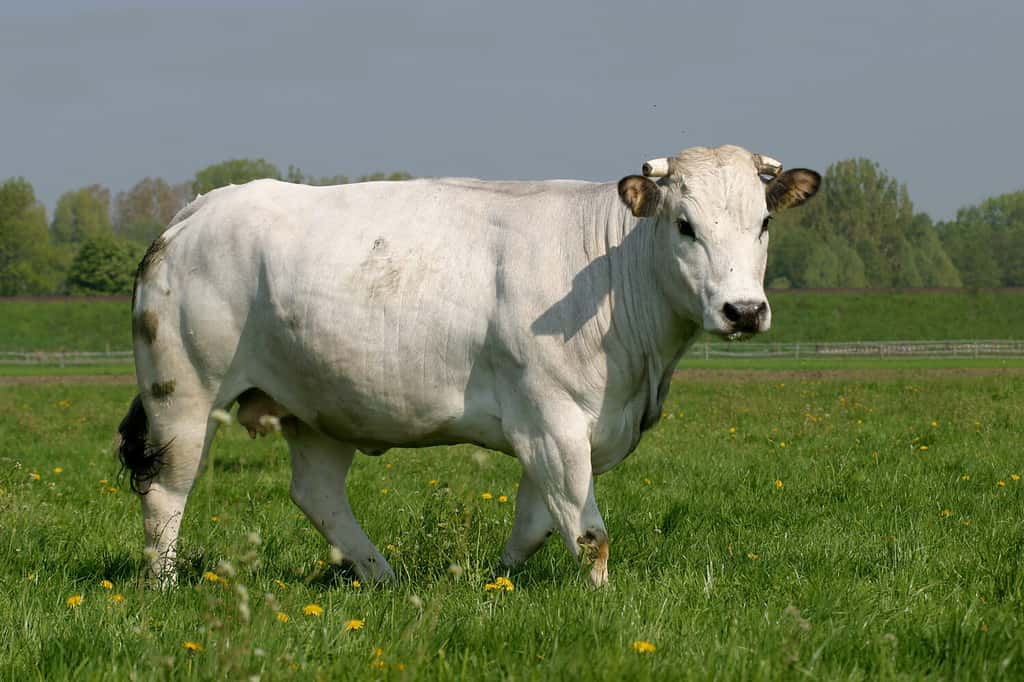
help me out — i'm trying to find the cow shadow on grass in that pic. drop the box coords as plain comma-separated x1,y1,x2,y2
70,552,144,583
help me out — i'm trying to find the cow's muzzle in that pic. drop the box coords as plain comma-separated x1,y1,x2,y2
722,300,768,335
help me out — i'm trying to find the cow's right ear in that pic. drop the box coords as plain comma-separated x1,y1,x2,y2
617,176,661,218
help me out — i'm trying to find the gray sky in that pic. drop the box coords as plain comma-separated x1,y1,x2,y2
2,0,1022,221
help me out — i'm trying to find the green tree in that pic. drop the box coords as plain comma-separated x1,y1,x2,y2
192,158,281,195
939,191,1024,287
0,178,64,294
769,158,961,288
114,177,187,244
65,235,141,295
51,185,112,245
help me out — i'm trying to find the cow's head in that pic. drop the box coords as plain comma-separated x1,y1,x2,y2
618,145,819,337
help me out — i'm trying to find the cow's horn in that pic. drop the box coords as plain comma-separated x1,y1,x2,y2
642,158,670,178
753,154,783,178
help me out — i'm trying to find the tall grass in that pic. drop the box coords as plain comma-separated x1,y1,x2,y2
1,372,1021,679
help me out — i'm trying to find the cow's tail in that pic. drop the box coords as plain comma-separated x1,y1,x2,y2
117,394,170,494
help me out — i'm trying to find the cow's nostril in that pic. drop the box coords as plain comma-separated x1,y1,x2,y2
723,302,741,322
756,301,768,316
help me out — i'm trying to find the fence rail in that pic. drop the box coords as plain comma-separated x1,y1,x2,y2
0,350,134,366
688,339,1024,360
2,340,1024,366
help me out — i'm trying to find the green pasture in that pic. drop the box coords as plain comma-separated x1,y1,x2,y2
2,289,1024,353
1,372,1022,680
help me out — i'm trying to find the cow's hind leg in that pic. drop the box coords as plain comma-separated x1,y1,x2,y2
284,420,395,583
120,389,217,588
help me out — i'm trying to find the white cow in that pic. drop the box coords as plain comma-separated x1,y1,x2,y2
118,144,819,587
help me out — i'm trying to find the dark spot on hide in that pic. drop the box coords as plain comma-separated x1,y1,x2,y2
135,309,159,344
131,236,168,308
137,237,167,281
150,379,176,399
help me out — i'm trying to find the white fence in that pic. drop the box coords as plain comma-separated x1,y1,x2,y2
2,340,1024,366
0,350,134,366
687,339,1024,360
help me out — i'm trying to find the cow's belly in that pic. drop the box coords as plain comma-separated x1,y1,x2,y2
237,303,512,453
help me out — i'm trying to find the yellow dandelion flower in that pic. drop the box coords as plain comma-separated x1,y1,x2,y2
494,576,514,591
351,580,361,589
100,579,113,590
643,478,652,485
747,553,760,561
1012,474,1021,482
395,663,407,672
109,593,124,604
53,467,64,474
729,426,737,434
385,462,393,469
996,480,1006,487
303,604,324,617
380,488,389,495
498,495,508,503
774,479,784,489
276,611,290,623
344,619,365,631
29,472,41,481
919,445,929,451
484,582,498,591
931,421,939,427
210,515,220,523
182,641,203,653
632,640,656,654
66,594,83,608
428,479,439,486
371,659,387,669
939,509,952,518
274,579,287,590
202,571,225,585
779,442,786,448
98,479,108,485
961,474,971,481
374,647,384,658
481,492,493,500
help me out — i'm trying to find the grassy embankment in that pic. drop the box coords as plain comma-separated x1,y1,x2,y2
1,372,1021,679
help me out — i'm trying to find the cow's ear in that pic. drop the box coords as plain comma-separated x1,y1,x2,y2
618,175,661,218
766,169,821,211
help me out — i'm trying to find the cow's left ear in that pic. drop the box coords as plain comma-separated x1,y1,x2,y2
766,169,821,211
618,175,661,217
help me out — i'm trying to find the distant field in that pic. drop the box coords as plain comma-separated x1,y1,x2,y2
1,290,1023,354
2,370,1021,679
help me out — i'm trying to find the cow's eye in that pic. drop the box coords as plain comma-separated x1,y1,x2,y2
677,218,696,239
761,215,773,234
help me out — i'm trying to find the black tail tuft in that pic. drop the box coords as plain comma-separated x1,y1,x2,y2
117,394,170,494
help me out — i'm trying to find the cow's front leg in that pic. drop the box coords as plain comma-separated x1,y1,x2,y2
508,421,609,587
500,472,554,569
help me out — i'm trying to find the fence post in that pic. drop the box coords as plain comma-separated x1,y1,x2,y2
704,343,709,361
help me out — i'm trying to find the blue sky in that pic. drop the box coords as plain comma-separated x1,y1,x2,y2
3,0,1022,220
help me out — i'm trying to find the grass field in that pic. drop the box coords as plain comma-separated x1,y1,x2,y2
2,370,1022,680
3,289,1024,353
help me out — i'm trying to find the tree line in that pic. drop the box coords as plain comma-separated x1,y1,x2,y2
0,157,1020,295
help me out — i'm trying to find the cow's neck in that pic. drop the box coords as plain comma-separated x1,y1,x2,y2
576,187,698,427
